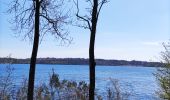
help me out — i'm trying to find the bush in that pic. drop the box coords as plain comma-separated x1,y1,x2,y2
155,42,170,99
106,79,132,100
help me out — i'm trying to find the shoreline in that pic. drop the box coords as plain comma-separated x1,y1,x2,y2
0,57,163,67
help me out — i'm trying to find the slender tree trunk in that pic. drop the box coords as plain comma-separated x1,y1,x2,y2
89,0,98,100
27,0,40,100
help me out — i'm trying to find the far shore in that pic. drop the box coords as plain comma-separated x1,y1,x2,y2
0,57,163,67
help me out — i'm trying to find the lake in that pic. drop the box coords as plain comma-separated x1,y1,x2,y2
0,64,160,100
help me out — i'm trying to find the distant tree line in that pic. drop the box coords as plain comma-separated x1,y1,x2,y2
0,57,163,67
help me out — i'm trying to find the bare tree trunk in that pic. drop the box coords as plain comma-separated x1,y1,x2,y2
89,0,98,99
75,0,106,99
27,0,40,100
89,42,96,100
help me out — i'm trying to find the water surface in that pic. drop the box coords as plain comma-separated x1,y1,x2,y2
0,64,160,100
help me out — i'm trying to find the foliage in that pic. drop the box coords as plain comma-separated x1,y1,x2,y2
155,42,170,100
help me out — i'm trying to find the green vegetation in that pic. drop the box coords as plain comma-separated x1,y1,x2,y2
155,42,170,100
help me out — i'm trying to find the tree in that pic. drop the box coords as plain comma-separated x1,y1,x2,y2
155,42,170,99
8,0,71,99
74,0,107,99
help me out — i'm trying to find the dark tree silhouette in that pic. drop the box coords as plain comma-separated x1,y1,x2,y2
8,0,71,99
74,0,107,99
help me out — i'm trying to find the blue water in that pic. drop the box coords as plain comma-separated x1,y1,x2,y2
0,64,160,100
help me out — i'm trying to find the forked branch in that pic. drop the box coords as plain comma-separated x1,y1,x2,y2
73,0,92,31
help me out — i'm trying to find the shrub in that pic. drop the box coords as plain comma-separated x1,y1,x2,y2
106,79,132,100
155,42,170,100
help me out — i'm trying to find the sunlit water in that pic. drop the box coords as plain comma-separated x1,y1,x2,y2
0,64,160,100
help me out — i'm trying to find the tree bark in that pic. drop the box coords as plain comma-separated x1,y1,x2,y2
27,0,40,100
89,0,98,100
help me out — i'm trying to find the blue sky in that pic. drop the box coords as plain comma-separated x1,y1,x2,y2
0,0,170,61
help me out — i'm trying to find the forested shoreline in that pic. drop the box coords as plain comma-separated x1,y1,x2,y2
0,57,163,67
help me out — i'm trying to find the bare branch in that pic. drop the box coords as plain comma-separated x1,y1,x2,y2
86,0,93,6
8,0,72,44
73,0,92,31
97,0,108,20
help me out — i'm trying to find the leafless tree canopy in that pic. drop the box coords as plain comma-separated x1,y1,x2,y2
73,0,108,31
8,0,72,44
